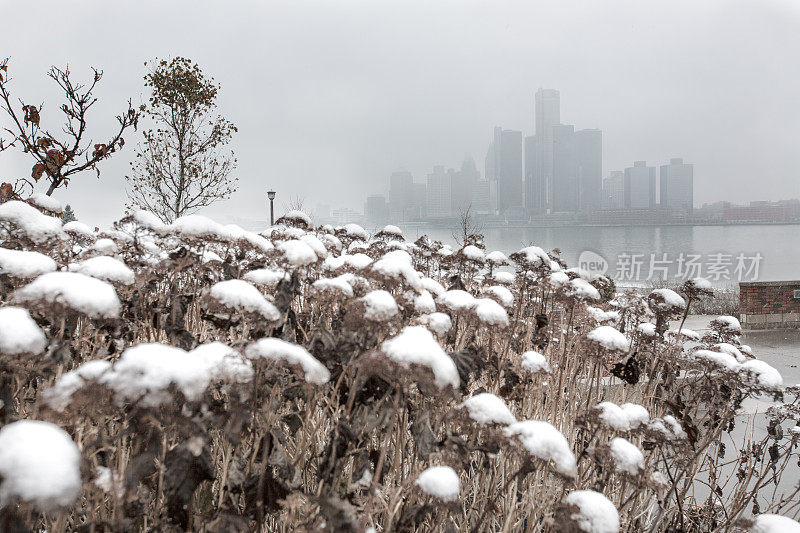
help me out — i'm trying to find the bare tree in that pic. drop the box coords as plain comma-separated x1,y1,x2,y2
126,57,238,223
452,203,484,247
0,57,139,196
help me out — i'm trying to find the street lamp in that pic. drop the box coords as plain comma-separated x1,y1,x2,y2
267,190,276,226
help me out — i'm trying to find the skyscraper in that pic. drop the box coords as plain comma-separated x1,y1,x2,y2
602,171,624,209
660,158,694,217
533,88,560,213
498,129,523,213
452,156,479,214
388,170,414,222
624,161,656,208
485,127,522,214
365,195,388,225
524,134,539,212
574,129,602,212
426,165,452,218
551,124,577,212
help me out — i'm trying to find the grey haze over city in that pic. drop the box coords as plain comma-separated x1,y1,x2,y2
2,0,800,227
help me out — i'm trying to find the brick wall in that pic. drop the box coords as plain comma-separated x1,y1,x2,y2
739,280,800,329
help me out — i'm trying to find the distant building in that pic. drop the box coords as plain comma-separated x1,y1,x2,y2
486,127,523,214
552,124,577,213
388,170,414,222
526,89,602,215
426,165,452,218
722,201,791,222
574,129,602,212
602,171,624,209
412,182,427,219
331,207,361,224
660,158,693,217
473,179,494,215
524,134,539,213
364,194,388,226
532,88,560,213
624,161,656,208
452,156,479,214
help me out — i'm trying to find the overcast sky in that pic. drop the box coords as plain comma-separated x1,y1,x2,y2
2,0,800,225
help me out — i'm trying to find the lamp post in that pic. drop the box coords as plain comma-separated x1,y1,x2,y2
267,190,276,226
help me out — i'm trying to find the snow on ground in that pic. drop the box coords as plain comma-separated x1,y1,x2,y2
0,420,81,512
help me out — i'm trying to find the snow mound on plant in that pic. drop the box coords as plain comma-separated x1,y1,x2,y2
278,239,318,266
68,256,135,285
209,279,281,321
244,268,289,286
63,220,94,238
361,289,399,321
0,420,81,512
12,271,120,318
246,338,330,384
381,326,459,389
749,514,800,533
418,312,452,337
92,342,253,406
28,193,63,213
313,274,355,297
595,402,650,431
0,200,65,242
521,350,551,374
414,290,436,313
0,247,57,278
474,297,509,326
650,288,686,310
438,289,476,312
587,326,629,351
609,437,644,475
415,465,460,501
484,285,514,307
371,250,422,291
460,393,516,425
504,420,577,477
563,490,620,533
0,307,47,355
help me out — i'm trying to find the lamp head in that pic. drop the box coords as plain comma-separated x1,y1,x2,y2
267,190,276,201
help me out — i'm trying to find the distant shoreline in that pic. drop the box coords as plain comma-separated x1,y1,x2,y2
399,220,800,230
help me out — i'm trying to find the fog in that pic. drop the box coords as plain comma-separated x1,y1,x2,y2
2,0,800,225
